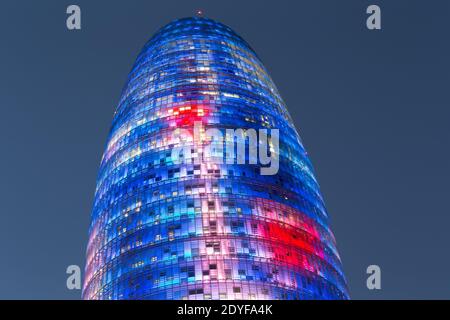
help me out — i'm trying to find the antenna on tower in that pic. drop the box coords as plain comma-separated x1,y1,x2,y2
195,9,204,17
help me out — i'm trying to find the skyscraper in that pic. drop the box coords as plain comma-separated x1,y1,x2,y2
83,17,349,300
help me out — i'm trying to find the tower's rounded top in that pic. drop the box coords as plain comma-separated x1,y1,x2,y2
143,16,255,56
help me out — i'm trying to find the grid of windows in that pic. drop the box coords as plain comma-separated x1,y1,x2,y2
82,17,349,300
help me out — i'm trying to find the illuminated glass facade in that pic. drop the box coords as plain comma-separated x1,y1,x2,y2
83,17,349,300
